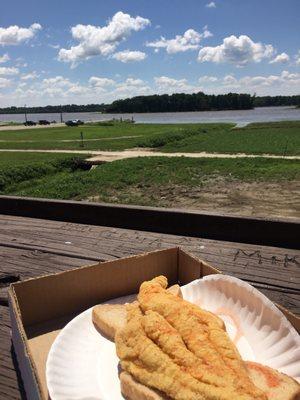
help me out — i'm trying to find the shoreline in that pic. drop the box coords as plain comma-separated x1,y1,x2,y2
0,106,299,126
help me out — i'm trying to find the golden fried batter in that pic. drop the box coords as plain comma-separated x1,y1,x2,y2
115,277,267,400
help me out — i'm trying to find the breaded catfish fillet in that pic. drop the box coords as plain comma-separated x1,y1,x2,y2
115,276,267,400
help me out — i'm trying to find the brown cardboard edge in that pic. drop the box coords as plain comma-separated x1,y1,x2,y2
12,247,179,327
178,248,221,284
9,246,181,400
12,246,179,289
8,287,43,400
276,303,300,332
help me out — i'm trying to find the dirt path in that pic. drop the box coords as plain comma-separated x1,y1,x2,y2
0,148,299,161
88,179,300,219
163,179,300,219
0,123,66,131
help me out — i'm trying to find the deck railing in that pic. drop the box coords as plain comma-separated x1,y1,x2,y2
0,195,299,249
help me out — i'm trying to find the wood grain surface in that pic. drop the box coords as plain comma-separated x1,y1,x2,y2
0,214,299,399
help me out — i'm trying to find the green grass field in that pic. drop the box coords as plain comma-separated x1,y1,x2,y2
0,152,87,192
159,121,300,155
0,122,203,151
2,155,299,202
0,151,86,167
0,121,299,154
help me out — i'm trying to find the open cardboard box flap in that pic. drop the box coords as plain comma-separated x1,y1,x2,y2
8,247,300,400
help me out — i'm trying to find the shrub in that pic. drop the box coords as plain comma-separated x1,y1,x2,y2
0,157,85,192
137,129,202,148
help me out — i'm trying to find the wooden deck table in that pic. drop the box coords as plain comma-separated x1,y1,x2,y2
0,213,299,399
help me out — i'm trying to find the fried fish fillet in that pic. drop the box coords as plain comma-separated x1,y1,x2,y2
115,276,267,400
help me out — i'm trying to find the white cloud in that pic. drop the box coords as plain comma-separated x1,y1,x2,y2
154,76,193,92
0,77,11,88
295,51,300,65
122,78,145,86
49,44,60,49
198,35,275,66
0,53,10,63
114,78,152,98
269,52,290,64
206,2,216,8
89,76,115,87
223,75,238,85
2,69,300,108
199,75,218,83
0,66,19,75
112,50,147,63
66,84,90,95
21,71,39,80
39,76,90,98
7,75,153,106
58,12,150,66
146,27,212,54
0,23,42,46
218,70,300,95
42,76,74,88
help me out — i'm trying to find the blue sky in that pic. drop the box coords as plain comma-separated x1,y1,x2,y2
0,0,299,106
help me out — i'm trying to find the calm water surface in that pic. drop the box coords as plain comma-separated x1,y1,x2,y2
0,106,299,126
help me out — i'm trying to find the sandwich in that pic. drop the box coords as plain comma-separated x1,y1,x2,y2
93,277,300,400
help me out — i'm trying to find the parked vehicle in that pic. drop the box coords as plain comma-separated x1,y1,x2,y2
24,120,36,126
65,120,78,126
65,119,84,126
38,120,51,125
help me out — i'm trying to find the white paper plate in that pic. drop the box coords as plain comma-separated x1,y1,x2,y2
46,275,300,400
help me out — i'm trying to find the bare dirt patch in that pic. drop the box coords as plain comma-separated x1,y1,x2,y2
88,178,300,219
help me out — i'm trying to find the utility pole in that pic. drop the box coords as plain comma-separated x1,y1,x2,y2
80,131,84,147
24,104,28,123
60,105,63,123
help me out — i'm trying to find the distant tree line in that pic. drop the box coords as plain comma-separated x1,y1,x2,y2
253,95,300,107
105,92,253,113
0,103,105,114
0,93,299,114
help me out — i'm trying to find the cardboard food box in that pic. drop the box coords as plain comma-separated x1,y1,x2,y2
8,247,300,400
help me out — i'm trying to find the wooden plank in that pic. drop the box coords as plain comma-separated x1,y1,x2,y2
0,215,299,292
0,215,298,314
257,288,300,316
0,243,298,313
0,246,103,305
0,306,26,400
0,196,299,249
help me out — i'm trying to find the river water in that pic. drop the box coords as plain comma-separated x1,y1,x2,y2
0,106,299,126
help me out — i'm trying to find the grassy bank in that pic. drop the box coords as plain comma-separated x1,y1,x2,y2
0,122,202,151
0,121,299,155
3,156,299,201
155,121,300,155
0,152,87,192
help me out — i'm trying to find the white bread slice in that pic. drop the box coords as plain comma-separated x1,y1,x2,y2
246,361,300,400
93,304,127,340
92,284,182,341
93,288,300,400
120,372,171,400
